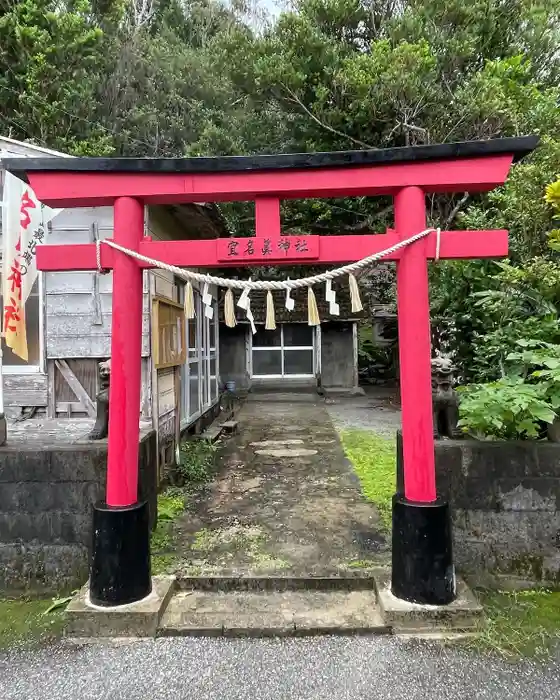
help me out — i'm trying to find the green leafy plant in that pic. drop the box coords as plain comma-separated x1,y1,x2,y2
358,323,397,383
176,439,218,484
457,376,555,439
157,493,185,522
507,339,560,410
43,591,77,615
545,177,560,251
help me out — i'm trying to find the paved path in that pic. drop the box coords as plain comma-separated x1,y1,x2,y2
1,636,558,699
171,396,389,577
325,387,401,436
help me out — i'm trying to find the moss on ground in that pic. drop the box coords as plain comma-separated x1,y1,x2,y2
190,525,290,572
151,490,188,575
192,525,265,552
467,589,560,659
345,559,384,570
0,598,67,650
340,429,396,529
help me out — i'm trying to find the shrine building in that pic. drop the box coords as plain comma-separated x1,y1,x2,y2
0,136,226,471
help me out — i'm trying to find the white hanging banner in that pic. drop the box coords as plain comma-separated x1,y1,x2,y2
1,172,62,360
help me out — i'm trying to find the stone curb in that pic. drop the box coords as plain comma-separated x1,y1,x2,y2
157,622,392,638
175,573,385,593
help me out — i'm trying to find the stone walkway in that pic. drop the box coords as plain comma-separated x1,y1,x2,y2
171,395,389,578
325,386,401,436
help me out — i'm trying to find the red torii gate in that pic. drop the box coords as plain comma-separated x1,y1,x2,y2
4,136,537,607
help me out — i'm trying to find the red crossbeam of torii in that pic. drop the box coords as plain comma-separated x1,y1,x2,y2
3,136,538,607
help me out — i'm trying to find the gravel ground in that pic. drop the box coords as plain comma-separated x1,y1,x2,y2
1,636,558,700
325,387,401,437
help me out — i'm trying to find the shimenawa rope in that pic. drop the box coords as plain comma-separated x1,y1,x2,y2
95,227,441,289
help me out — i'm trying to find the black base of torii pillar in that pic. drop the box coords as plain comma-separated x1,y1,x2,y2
89,501,152,606
391,495,455,604
392,431,455,605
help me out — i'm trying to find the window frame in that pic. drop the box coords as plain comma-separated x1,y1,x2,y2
0,269,45,375
179,283,219,429
251,324,315,378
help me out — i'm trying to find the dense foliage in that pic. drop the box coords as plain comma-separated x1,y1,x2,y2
458,340,560,439
1,0,559,403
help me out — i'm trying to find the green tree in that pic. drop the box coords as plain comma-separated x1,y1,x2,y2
0,0,113,154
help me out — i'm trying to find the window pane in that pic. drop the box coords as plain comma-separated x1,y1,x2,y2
209,312,216,349
253,326,281,347
189,361,200,417
0,277,40,366
180,364,188,419
284,349,314,375
252,350,282,375
187,318,197,350
200,354,210,410
210,358,217,401
283,324,313,347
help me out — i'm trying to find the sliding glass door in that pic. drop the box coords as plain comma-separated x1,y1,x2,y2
179,285,219,426
251,324,315,378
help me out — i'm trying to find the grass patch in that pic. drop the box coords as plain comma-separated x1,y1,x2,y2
468,589,560,659
340,429,396,529
151,489,187,575
176,439,218,485
152,437,220,573
0,597,67,650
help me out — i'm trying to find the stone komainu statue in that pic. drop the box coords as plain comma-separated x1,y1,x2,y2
431,355,461,439
89,358,111,440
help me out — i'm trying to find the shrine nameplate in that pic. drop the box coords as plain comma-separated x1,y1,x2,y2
217,236,319,262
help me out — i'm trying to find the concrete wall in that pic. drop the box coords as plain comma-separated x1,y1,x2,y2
0,431,157,593
219,326,250,390
397,435,560,587
320,322,358,389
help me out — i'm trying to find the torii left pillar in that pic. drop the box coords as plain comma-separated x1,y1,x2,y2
89,197,152,606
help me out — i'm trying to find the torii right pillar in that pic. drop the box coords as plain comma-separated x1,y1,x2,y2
391,185,454,604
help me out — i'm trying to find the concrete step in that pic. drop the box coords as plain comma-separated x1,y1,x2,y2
375,572,484,633
64,573,484,640
174,574,383,592
220,419,239,434
158,589,389,637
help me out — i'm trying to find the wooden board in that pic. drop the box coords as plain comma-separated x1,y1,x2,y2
54,359,96,417
3,374,48,407
46,333,150,358
152,296,186,369
47,313,151,338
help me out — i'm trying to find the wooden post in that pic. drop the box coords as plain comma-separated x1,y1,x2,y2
394,186,436,503
106,196,145,506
